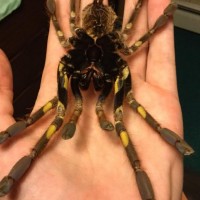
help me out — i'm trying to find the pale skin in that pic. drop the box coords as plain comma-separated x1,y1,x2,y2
0,0,187,199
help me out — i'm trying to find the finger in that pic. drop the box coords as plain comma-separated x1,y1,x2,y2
182,193,188,200
146,0,177,94
0,49,15,128
33,0,74,111
34,0,93,110
126,0,148,81
35,23,65,104
171,158,183,200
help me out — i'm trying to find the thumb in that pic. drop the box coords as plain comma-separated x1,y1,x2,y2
0,49,15,129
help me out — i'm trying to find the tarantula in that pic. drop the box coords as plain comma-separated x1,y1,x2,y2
0,0,194,199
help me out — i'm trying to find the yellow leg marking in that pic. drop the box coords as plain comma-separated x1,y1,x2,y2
125,23,132,30
59,62,65,72
137,106,147,118
46,125,57,139
135,40,142,47
57,30,64,37
122,66,129,80
43,102,53,113
70,23,75,28
150,29,154,34
58,62,68,89
114,76,120,94
120,131,129,147
115,106,123,115
122,33,128,40
71,11,76,18
57,101,65,117
64,74,68,89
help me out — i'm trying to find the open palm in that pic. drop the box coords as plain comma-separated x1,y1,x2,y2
0,0,185,199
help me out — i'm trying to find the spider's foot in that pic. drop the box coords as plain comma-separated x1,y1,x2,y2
136,169,155,200
159,128,194,155
0,176,14,197
0,132,9,143
164,2,177,16
176,139,195,155
0,156,32,196
100,120,114,131
61,122,76,139
153,2,177,31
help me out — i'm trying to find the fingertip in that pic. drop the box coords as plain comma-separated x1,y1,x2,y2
0,49,14,125
146,1,177,94
0,49,13,91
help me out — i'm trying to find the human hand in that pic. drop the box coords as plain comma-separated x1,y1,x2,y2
0,0,186,199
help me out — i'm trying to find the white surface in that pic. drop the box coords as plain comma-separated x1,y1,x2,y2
174,0,200,33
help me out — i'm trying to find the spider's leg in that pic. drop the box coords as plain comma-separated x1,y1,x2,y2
124,67,194,155
0,58,69,196
96,77,114,131
114,66,154,200
122,0,143,40
108,0,125,31
0,115,64,197
120,2,177,55
61,73,83,139
70,0,81,32
0,97,58,143
46,0,71,48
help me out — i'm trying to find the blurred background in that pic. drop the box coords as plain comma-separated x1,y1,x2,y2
174,1,200,199
0,0,199,199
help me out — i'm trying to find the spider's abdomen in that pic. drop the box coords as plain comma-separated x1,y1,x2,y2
82,2,117,38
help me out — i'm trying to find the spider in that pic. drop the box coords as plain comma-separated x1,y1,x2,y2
0,0,194,199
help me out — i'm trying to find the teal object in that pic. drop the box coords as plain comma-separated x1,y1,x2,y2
0,0,21,21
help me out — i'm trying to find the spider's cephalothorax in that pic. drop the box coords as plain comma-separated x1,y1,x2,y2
0,0,194,199
82,0,117,38
66,29,124,92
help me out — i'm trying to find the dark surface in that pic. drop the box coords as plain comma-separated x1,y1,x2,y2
175,27,200,172
183,170,200,200
0,0,49,118
175,27,200,200
0,1,200,199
